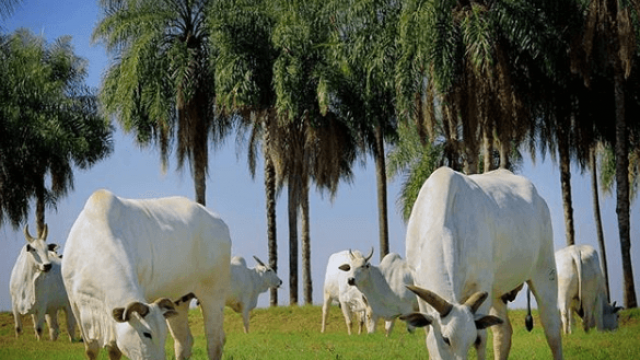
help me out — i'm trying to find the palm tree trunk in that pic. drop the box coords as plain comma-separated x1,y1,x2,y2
374,125,389,260
613,66,637,308
301,178,312,305
288,177,299,305
591,148,610,301
194,164,207,206
557,125,575,246
483,128,492,173
264,126,278,307
35,177,46,238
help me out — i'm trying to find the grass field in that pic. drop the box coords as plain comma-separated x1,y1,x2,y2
1,306,638,359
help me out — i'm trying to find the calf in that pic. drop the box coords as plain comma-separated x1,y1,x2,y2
339,250,418,336
321,250,372,335
226,256,282,333
10,224,76,341
556,244,622,333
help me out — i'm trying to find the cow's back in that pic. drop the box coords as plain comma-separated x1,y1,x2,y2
63,189,232,340
406,167,554,301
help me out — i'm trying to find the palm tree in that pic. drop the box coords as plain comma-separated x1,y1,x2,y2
0,29,113,234
387,121,443,222
209,0,281,305
94,0,233,206
325,0,402,260
269,0,358,304
571,0,639,308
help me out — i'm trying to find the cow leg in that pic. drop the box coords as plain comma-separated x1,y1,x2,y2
32,314,44,341
167,299,193,360
339,301,353,335
558,288,571,334
84,339,101,360
357,311,364,334
528,278,563,360
242,307,251,334
45,312,60,341
488,299,511,360
384,319,395,337
106,343,122,360
321,293,331,333
12,309,22,337
64,306,78,342
198,292,226,360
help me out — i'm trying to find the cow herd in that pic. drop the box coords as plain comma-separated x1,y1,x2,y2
9,167,622,360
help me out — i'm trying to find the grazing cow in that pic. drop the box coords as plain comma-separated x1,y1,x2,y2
226,255,282,333
322,250,372,335
62,189,231,360
10,224,77,342
339,250,418,336
400,167,563,360
555,244,622,334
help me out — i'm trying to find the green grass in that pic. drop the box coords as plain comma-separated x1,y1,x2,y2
1,306,639,359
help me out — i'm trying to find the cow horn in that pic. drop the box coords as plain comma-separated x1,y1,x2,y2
407,285,453,317
40,224,48,240
125,302,150,320
364,247,374,262
23,225,35,243
464,291,489,314
253,256,266,267
348,249,355,259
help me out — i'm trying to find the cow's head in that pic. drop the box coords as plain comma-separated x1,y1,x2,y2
253,256,283,289
338,248,374,287
603,301,623,331
400,286,503,360
23,224,58,273
112,298,178,360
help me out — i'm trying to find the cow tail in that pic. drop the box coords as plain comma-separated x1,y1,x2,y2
525,286,534,332
575,249,584,318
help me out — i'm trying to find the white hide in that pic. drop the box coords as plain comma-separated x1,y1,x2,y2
10,225,76,342
62,189,231,360
340,251,418,336
555,244,621,334
402,167,563,360
226,256,282,333
321,250,372,335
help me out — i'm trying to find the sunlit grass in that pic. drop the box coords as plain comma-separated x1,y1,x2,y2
1,307,638,359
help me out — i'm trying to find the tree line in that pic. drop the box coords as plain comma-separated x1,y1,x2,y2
1,0,638,308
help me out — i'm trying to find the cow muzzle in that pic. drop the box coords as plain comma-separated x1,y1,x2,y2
348,277,356,286
42,263,52,272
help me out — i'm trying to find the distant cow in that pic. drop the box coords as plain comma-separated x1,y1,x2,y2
62,189,231,360
226,256,282,333
556,244,622,334
339,250,418,336
10,224,76,342
400,167,563,360
322,250,372,335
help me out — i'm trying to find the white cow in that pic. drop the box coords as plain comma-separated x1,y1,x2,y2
62,189,231,360
226,255,282,333
400,167,563,360
555,244,622,334
10,224,77,342
321,250,372,335
339,250,418,336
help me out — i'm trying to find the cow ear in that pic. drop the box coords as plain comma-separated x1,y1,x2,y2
26,244,33,252
155,298,178,319
338,264,350,272
48,243,59,252
474,314,503,330
400,313,433,328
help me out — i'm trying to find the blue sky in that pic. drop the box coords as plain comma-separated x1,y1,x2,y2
1,0,638,312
